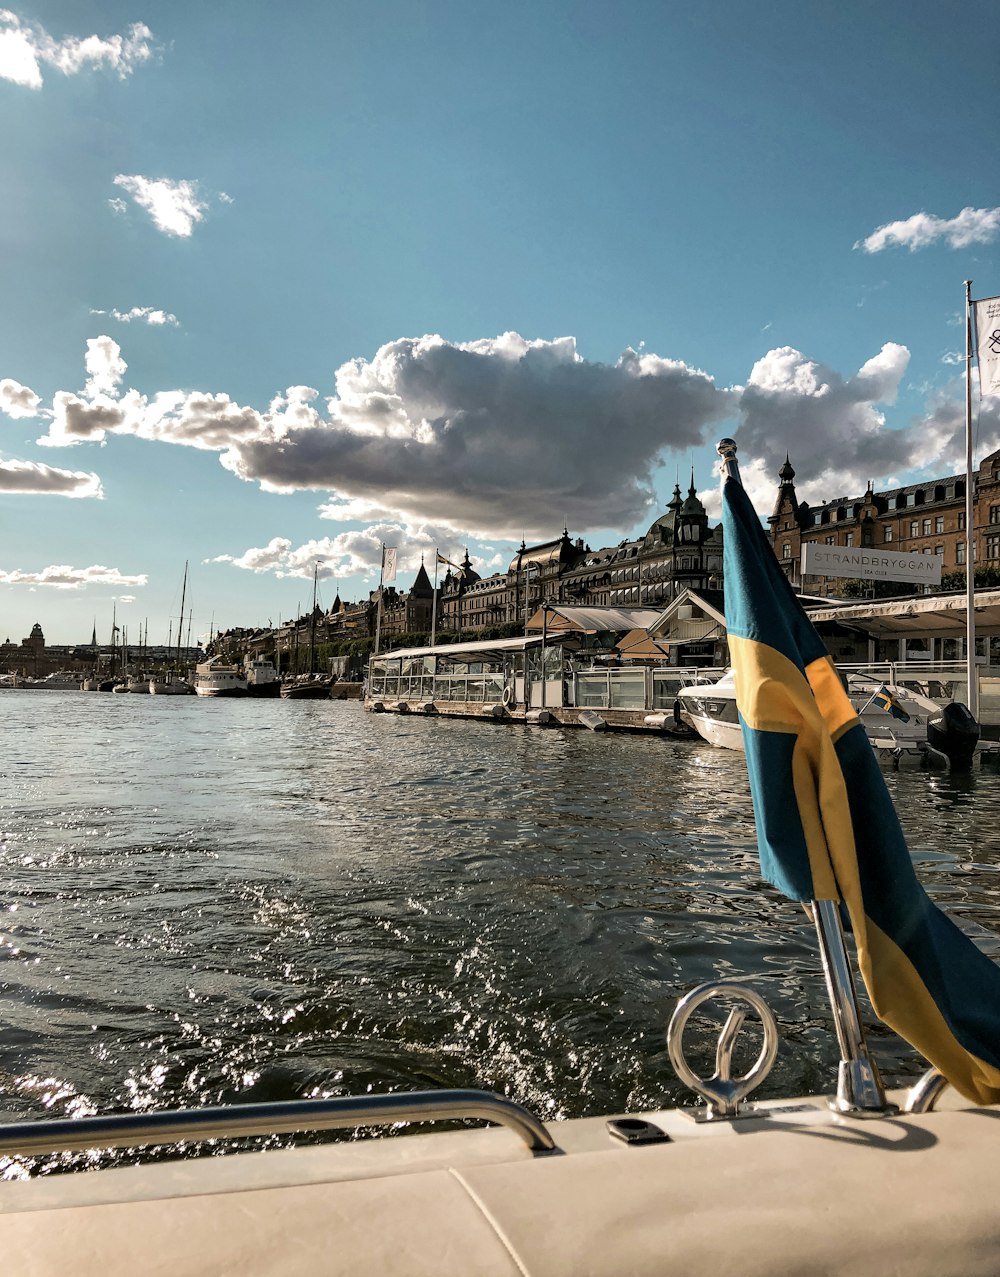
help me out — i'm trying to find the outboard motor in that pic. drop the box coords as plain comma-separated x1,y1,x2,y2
926,702,980,772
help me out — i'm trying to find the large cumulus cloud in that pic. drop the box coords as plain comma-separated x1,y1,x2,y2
20,329,1000,548
223,334,734,537
720,342,1000,515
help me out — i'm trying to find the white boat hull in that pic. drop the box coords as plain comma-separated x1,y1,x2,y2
194,659,248,697
676,672,967,764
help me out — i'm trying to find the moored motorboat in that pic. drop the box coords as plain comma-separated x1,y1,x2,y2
676,668,981,769
280,674,332,699
18,671,81,691
245,656,281,697
194,657,248,697
149,672,193,694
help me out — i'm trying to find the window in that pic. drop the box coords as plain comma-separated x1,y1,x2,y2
813,512,823,526
909,520,919,537
935,545,944,558
884,526,893,542
958,512,966,530
922,519,932,535
991,505,1000,525
957,542,966,565
845,533,854,546
825,535,835,545
987,534,1000,560
782,543,791,559
935,516,944,533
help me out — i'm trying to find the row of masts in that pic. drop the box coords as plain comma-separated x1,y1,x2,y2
96,561,194,676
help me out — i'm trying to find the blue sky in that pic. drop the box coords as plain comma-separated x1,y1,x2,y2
2,0,999,644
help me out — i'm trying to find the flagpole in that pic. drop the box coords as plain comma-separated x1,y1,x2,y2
717,438,893,1117
964,280,979,720
431,550,439,647
374,544,384,657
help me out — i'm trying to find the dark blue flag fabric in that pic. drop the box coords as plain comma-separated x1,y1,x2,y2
723,470,1000,1104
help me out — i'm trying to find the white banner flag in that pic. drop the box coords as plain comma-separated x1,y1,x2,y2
975,295,1000,398
382,546,397,582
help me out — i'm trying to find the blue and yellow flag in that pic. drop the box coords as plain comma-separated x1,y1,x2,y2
723,469,1000,1104
870,684,910,722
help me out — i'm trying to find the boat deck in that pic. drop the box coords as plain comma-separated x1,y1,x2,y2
2,1090,997,1275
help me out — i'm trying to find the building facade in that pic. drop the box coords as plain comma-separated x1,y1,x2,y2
769,448,1000,596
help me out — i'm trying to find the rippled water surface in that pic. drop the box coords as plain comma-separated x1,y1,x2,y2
2,692,999,1169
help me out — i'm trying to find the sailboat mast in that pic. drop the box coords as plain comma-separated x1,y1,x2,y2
309,564,318,676
176,561,188,670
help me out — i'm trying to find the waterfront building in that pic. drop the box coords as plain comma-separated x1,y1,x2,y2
768,447,1000,597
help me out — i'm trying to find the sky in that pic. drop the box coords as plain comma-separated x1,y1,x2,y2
2,0,999,645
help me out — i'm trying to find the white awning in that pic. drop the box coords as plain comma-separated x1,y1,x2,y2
805,589,1000,637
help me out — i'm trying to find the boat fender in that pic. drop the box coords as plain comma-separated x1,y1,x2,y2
673,698,684,728
502,685,514,709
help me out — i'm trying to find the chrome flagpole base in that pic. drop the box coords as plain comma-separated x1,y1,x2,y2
812,899,898,1118
832,1058,898,1119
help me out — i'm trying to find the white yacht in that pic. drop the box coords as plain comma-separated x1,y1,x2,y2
149,672,192,695
194,657,248,697
676,669,980,768
22,671,81,690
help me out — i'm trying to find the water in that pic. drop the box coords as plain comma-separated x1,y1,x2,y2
2,692,1000,1172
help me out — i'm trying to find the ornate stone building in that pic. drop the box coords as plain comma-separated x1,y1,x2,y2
769,447,1000,596
260,481,726,654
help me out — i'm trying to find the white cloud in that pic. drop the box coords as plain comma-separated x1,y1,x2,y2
92,306,180,328
0,12,154,88
0,564,144,589
727,345,1000,514
735,343,913,505
0,458,103,498
21,329,998,548
214,523,471,585
112,175,207,238
0,377,41,418
223,333,734,537
207,537,292,573
84,335,126,398
856,207,1000,253
108,197,128,216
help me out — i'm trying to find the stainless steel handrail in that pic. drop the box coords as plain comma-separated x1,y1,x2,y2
0,1088,556,1156
902,1069,951,1114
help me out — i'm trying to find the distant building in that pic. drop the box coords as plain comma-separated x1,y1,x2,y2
769,447,1000,596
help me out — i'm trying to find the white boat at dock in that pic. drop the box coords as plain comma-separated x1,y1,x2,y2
245,655,280,697
193,657,248,697
676,667,981,769
280,673,332,699
15,671,81,691
149,672,193,694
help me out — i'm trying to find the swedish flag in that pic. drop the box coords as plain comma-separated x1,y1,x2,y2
871,684,910,722
723,464,1000,1104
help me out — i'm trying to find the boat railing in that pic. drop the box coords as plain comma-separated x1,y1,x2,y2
0,1088,556,1158
841,660,983,701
